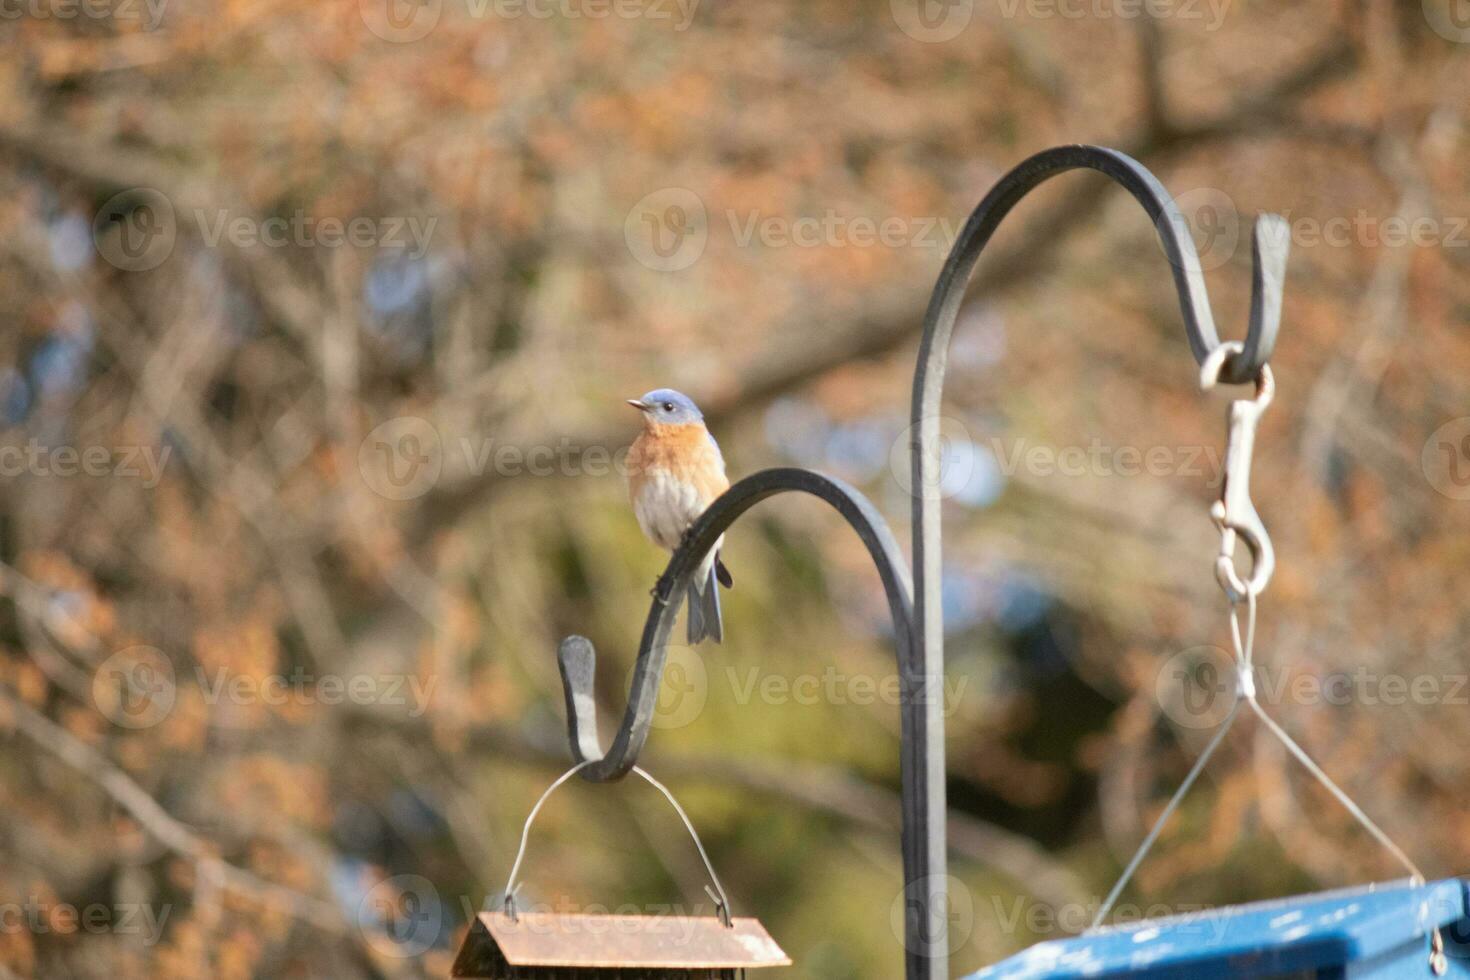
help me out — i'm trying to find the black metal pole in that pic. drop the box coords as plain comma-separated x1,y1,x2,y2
906,143,1285,977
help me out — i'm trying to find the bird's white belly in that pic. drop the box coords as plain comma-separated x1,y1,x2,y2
634,471,704,551
633,473,724,585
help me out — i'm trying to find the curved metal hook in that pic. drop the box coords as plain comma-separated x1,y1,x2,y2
555,466,946,977
557,468,914,781
897,146,1287,976
914,145,1286,397
910,144,1290,718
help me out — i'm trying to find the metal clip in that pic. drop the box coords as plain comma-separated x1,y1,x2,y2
1201,342,1275,604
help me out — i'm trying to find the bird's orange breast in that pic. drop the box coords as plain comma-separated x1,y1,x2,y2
628,422,728,505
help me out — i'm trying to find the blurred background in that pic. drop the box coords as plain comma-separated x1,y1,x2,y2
2,0,1469,977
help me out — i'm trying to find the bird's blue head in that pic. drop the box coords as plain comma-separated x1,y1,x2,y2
627,388,704,427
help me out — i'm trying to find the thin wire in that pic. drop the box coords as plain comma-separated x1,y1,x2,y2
1245,700,1423,882
501,761,734,926
1230,593,1257,670
632,765,733,924
1232,596,1438,968
1089,696,1243,931
1230,594,1423,883
1092,586,1426,932
503,761,593,910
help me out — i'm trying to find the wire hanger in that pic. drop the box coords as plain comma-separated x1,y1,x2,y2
501,762,733,928
1089,342,1443,974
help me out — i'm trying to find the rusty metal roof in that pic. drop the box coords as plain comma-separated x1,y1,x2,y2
451,911,790,973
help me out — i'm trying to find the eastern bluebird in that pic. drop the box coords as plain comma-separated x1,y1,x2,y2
626,388,733,644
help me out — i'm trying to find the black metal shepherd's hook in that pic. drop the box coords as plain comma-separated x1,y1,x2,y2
554,144,1288,980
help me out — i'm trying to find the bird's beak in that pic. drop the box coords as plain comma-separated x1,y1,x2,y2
626,398,648,412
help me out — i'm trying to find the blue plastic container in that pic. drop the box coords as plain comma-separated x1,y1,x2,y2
968,878,1470,979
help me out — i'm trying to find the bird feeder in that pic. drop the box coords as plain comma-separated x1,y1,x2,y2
969,878,1470,980
453,764,789,980
451,910,790,978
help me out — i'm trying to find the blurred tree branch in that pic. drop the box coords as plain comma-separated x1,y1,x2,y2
0,688,349,936
412,30,1359,536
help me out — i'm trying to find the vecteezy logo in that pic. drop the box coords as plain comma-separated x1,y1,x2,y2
889,874,975,958
623,188,708,272
1422,417,1470,501
890,0,974,42
359,0,442,41
358,417,444,500
358,874,442,957
1156,646,1237,729
92,189,177,272
1157,188,1240,273
93,646,176,729
1443,906,1470,960
889,416,976,501
638,643,708,730
1424,0,1470,42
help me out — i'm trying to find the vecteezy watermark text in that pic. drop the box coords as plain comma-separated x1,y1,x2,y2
1160,187,1470,273
484,899,721,946
989,895,1225,938
723,665,970,716
644,646,974,731
358,0,698,43
194,210,436,258
0,441,170,488
195,666,438,719
358,416,642,500
469,0,697,26
996,0,1230,30
0,0,167,30
0,897,170,946
93,647,438,729
92,188,438,272
1157,646,1470,729
889,0,1229,43
725,210,960,251
991,437,1224,484
623,188,962,272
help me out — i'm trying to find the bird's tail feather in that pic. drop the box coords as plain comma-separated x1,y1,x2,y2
686,565,723,644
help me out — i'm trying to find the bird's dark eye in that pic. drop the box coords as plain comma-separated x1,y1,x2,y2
662,402,674,412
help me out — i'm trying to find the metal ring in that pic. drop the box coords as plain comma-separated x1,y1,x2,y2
1200,340,1274,404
